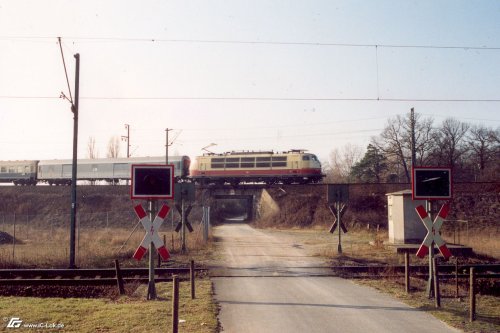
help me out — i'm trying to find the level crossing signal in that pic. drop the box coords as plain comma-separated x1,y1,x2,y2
328,204,348,234
175,204,194,233
415,203,452,261
133,203,171,261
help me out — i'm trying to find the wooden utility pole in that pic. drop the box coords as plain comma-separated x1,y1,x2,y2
410,108,416,168
69,53,80,269
172,275,179,333
469,267,476,322
122,124,130,158
165,128,172,164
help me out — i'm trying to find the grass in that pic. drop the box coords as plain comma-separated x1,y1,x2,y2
358,277,500,333
0,224,219,332
1,221,497,332
0,279,218,332
0,223,213,268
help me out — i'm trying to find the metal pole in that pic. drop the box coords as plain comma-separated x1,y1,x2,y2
122,124,130,185
147,200,157,300
69,53,80,269
455,257,459,298
426,200,434,298
337,201,342,254
433,257,441,307
126,124,130,158
12,213,16,262
203,207,209,242
181,198,186,253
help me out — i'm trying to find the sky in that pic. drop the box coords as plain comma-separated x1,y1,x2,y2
1,0,499,164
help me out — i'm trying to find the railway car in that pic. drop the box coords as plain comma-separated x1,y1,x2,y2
0,160,39,185
37,156,190,185
190,150,324,185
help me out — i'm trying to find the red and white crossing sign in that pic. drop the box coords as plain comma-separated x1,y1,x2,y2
133,203,171,261
415,203,452,260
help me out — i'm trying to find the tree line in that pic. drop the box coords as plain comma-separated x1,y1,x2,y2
324,112,499,183
86,136,121,159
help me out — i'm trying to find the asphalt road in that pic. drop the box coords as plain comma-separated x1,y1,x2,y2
211,223,461,333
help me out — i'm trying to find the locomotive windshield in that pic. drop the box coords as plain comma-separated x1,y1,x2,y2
302,154,319,161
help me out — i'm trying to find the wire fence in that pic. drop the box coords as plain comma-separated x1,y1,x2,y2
0,209,207,267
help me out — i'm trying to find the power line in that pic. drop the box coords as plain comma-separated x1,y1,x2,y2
1,35,500,50
1,95,499,103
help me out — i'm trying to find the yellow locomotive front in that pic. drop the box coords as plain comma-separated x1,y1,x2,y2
191,150,324,185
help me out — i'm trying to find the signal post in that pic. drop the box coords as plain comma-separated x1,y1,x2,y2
412,167,453,299
131,164,174,300
327,184,349,254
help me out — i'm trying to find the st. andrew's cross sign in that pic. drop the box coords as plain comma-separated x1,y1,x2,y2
133,203,171,261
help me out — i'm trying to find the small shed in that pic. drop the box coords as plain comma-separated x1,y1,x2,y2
386,190,427,244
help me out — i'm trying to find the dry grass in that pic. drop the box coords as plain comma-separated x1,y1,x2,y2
0,223,213,268
358,278,500,333
441,226,500,259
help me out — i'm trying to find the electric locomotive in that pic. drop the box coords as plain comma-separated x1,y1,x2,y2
190,149,324,185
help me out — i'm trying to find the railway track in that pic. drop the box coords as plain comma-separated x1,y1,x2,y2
0,267,206,286
208,264,500,278
0,264,497,286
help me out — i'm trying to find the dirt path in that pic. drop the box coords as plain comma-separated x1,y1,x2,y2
211,223,460,333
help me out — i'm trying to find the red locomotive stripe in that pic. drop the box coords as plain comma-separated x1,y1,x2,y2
191,168,322,177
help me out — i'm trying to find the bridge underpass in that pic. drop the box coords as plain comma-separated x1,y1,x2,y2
199,187,281,224
213,195,254,222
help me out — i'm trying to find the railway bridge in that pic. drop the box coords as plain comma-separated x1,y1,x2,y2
198,185,284,223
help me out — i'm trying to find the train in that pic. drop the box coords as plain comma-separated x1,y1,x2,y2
0,156,190,186
190,150,324,185
0,150,324,186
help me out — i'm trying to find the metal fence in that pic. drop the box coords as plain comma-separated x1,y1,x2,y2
0,208,209,266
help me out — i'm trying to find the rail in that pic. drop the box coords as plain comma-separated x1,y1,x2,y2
0,264,496,286
0,267,206,286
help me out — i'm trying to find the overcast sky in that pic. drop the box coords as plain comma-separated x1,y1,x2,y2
1,0,499,163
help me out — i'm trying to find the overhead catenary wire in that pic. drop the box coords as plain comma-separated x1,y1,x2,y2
2,35,500,50
1,36,498,105
57,37,73,104
1,95,499,103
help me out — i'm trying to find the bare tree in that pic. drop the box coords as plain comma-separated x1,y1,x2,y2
466,125,498,180
107,136,121,158
87,136,98,159
325,143,362,183
431,118,469,173
372,112,435,182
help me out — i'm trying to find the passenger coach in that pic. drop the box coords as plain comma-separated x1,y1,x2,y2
191,150,324,185
0,160,38,185
38,156,190,185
